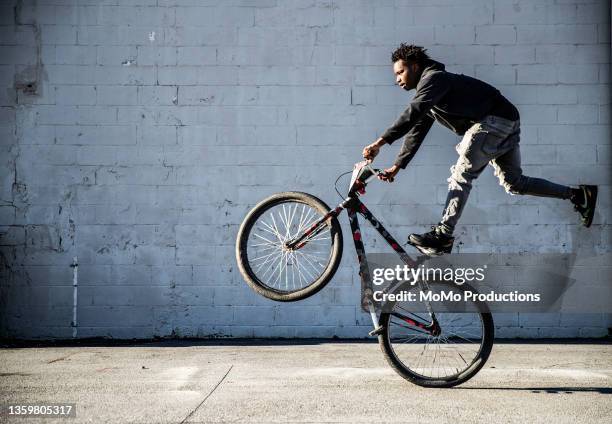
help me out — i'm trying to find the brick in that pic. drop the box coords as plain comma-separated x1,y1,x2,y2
177,47,216,66
199,66,239,85
164,27,237,46
255,5,333,27
178,125,217,145
577,2,611,24
335,46,387,66
97,46,137,66
315,66,354,85
0,46,38,65
77,25,161,46
258,86,349,105
137,125,177,145
179,86,257,106
332,1,375,26
475,65,516,85
239,66,315,85
537,85,578,104
54,6,98,25
599,104,610,124
596,145,611,164
40,25,77,45
138,86,177,106
558,105,599,124
77,146,118,166
98,6,174,26
199,105,278,126
97,85,138,106
93,65,156,85
494,46,535,65
137,47,177,66
598,23,610,43
517,24,598,45
0,6,14,25
36,105,117,125
476,25,516,44
96,165,176,185
600,64,610,83
56,125,136,145
238,26,317,46
494,1,577,25
54,45,97,65
354,66,392,85
45,65,96,85
517,105,557,124
558,64,599,84
19,144,77,165
55,85,96,105
414,5,492,25
557,145,597,164
0,226,26,246
452,45,495,65
176,6,254,27
517,64,558,84
218,45,334,66
434,25,475,45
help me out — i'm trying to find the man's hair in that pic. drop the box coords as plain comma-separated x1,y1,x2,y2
391,44,430,65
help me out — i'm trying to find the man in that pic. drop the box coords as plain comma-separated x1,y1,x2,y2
363,44,597,255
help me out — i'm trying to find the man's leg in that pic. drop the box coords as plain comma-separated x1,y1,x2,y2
409,125,490,253
491,144,571,199
491,144,598,226
437,154,488,235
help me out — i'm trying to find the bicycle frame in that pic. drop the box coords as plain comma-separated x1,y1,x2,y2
286,193,440,337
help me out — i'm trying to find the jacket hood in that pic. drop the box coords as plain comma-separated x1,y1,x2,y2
423,59,446,72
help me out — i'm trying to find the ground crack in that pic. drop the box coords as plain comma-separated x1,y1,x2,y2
178,365,233,424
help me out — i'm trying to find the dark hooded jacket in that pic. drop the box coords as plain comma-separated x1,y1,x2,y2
381,59,519,168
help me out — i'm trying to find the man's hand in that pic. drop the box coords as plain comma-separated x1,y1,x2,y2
362,138,386,162
378,165,400,183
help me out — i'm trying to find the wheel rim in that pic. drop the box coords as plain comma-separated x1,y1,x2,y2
246,200,335,293
387,305,486,381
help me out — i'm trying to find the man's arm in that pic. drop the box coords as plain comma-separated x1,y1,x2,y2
393,113,435,169
380,71,450,144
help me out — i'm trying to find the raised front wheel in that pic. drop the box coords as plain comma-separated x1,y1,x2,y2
236,192,343,301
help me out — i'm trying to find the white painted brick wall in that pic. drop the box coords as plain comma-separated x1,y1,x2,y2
0,0,610,340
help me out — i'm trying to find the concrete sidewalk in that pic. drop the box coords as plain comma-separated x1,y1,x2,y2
1,339,611,423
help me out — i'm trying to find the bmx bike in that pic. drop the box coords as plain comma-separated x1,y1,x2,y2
236,160,494,387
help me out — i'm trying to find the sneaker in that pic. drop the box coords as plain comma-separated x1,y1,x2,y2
408,225,454,256
571,185,597,228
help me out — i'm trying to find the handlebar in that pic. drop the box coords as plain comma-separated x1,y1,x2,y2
348,160,383,196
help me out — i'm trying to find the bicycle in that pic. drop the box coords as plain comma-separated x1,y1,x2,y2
236,160,494,387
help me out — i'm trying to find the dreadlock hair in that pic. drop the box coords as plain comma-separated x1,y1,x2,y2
391,44,430,65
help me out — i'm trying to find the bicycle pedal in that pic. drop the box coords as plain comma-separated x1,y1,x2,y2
368,326,384,337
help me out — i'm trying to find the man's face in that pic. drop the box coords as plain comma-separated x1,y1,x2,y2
393,60,419,91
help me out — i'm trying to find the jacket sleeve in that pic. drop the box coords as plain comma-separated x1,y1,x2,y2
380,71,451,144
393,113,435,169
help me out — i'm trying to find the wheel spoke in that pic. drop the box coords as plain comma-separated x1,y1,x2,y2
386,305,488,382
245,199,336,295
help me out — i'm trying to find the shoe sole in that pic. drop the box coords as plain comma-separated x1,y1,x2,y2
582,185,597,228
408,240,453,256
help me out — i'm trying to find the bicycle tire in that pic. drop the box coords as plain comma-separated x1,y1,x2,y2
236,191,343,302
378,281,494,388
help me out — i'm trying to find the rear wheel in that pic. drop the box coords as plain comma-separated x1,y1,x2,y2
378,281,494,388
236,192,343,302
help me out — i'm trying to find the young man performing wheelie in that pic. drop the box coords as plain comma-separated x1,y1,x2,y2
363,44,597,255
